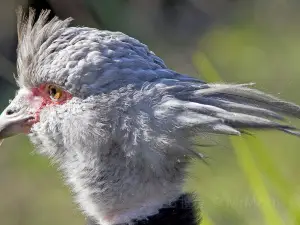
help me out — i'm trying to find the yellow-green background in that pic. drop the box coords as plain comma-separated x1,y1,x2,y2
1,1,300,224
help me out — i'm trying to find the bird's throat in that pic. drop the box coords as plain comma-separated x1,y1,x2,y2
87,194,199,225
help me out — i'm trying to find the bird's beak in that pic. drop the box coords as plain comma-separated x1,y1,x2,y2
0,108,33,140
0,89,40,140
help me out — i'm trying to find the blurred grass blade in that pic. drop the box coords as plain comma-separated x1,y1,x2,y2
193,51,221,83
194,51,286,225
230,136,285,225
201,211,215,225
245,135,300,224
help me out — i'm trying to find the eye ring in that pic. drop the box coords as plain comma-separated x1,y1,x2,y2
46,84,63,101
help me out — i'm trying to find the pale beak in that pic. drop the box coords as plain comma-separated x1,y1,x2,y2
0,107,34,139
0,89,40,140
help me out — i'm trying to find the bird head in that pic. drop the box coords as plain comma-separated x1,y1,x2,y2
0,8,168,156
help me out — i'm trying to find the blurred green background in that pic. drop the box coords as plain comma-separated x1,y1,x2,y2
1,0,300,225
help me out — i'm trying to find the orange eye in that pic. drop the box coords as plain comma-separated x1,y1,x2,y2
46,85,63,101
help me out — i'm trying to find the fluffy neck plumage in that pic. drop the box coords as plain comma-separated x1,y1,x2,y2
30,90,196,225
86,194,199,225
59,143,189,225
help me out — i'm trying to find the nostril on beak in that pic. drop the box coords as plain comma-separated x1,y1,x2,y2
6,110,14,116
5,108,18,116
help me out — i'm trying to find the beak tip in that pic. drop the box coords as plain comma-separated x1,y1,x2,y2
0,114,34,140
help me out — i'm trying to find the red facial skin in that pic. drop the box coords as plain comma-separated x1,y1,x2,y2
28,84,73,127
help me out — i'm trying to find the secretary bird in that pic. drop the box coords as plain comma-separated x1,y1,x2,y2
0,8,300,225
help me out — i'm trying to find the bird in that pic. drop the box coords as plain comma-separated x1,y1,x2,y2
0,7,300,225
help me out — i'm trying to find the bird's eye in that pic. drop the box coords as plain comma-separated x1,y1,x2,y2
46,85,63,101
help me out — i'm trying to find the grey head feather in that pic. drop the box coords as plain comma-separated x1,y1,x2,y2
16,7,73,87
11,8,300,225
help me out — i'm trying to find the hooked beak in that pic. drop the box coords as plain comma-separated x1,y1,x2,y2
0,89,40,140
0,108,34,140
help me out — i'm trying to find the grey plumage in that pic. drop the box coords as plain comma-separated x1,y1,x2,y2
0,7,299,225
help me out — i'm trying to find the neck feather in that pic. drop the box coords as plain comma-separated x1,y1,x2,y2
86,194,200,225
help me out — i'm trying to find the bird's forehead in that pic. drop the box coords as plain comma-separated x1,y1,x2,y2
18,27,167,97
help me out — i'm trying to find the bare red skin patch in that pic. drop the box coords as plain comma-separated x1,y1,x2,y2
30,84,73,123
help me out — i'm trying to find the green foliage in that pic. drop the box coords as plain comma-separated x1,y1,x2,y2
1,2,300,225
190,18,300,224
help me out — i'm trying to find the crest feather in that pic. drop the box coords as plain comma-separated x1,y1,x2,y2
16,7,73,86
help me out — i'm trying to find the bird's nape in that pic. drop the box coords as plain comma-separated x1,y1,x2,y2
0,7,300,225
160,82,300,136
